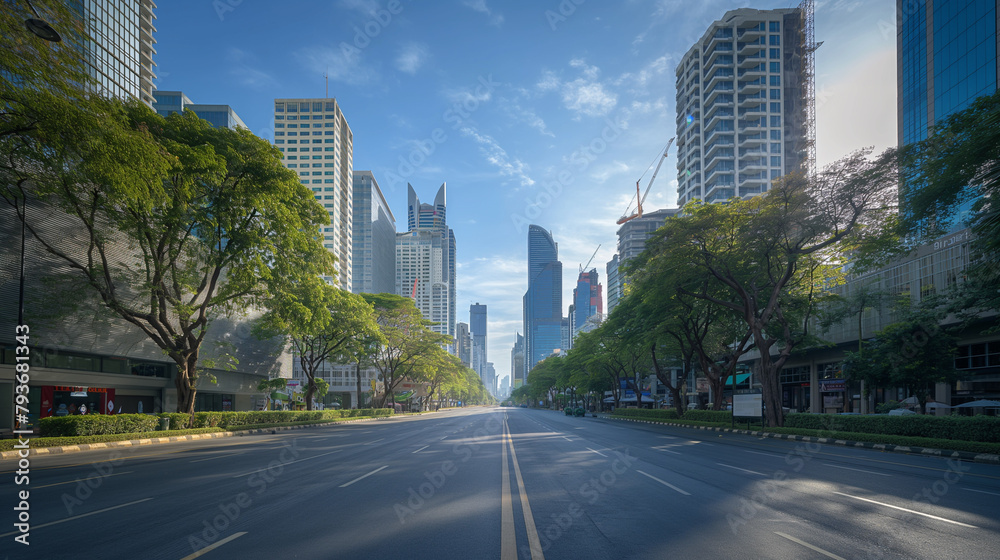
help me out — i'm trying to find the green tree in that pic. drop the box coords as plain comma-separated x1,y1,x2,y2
362,293,451,408
842,305,961,410
3,106,334,417
255,280,382,410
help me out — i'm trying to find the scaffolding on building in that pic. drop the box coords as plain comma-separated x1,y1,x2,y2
800,0,821,178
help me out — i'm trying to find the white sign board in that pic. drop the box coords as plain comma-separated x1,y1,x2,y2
733,393,762,417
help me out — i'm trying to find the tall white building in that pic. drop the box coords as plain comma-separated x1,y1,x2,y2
352,171,396,294
396,184,457,349
273,98,353,288
675,5,812,207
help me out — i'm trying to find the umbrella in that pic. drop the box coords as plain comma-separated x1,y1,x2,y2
900,396,920,405
953,399,1000,408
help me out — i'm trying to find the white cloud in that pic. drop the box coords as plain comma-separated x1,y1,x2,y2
459,126,535,187
296,44,378,86
226,48,278,89
395,42,430,75
463,0,504,26
537,59,619,119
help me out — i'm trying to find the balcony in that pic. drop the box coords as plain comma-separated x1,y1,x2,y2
739,157,767,170
737,23,765,39
704,107,734,130
738,118,766,132
737,37,765,53
738,63,766,78
705,136,735,159
738,132,767,146
738,91,765,103
737,52,765,66
738,77,766,93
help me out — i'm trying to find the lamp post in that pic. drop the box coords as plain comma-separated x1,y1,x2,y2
17,2,61,326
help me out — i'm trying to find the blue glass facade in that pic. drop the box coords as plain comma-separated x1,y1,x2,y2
523,226,563,371
897,0,998,226
153,91,248,130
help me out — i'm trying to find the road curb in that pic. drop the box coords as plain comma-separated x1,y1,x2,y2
602,416,1000,465
0,416,393,460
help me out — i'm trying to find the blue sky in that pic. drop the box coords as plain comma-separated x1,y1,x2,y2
153,0,898,384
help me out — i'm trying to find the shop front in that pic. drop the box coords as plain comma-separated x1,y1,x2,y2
42,385,116,417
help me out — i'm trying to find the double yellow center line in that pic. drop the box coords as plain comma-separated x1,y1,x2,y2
501,414,544,560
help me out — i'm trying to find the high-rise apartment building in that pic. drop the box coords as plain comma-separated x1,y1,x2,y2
523,225,564,371
352,171,396,294
273,98,353,288
153,91,247,129
396,184,457,348
898,0,998,225
675,5,812,206
470,303,488,385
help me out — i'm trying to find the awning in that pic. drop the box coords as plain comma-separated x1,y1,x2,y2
725,373,751,386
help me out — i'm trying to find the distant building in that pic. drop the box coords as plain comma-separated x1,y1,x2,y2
572,269,602,340
511,333,525,388
523,225,564,371
273,98,353,288
470,303,488,385
352,171,396,294
485,362,497,397
153,91,247,129
606,254,621,314
456,322,472,367
396,184,457,350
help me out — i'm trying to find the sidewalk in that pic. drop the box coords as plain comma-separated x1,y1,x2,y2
0,416,390,461
598,414,1000,465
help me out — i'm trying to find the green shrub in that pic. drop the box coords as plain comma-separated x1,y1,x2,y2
40,414,158,437
783,413,1000,442
158,413,190,430
684,410,733,423
612,409,680,420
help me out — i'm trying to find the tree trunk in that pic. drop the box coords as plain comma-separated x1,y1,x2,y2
355,362,362,409
175,354,199,425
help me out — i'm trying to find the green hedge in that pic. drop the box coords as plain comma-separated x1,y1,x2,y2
36,409,394,437
784,413,1000,443
613,409,680,420
40,414,159,437
0,428,223,451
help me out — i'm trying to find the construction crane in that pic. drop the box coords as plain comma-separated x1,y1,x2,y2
617,137,675,225
579,244,601,273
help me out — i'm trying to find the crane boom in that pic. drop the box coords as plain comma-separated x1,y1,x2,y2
617,137,675,225
580,244,601,273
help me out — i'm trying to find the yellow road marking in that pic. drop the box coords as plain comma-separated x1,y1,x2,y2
180,531,247,560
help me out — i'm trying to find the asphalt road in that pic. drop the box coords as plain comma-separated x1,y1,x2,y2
2,407,999,559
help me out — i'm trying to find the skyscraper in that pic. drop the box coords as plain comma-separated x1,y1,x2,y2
153,91,247,129
572,269,602,339
675,4,813,206
511,333,525,388
456,322,472,367
78,0,158,107
523,225,563,371
352,171,396,295
470,303,488,385
273,98,353,288
396,184,457,348
606,254,621,315
897,0,998,225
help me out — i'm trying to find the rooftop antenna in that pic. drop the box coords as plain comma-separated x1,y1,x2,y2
325,68,329,98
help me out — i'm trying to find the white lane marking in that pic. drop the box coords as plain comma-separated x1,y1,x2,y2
822,463,891,477
0,498,153,538
716,463,766,476
363,438,385,446
340,465,389,488
181,532,247,560
745,450,784,458
658,435,678,440
962,488,1000,497
637,470,691,496
190,452,243,463
440,436,448,440
412,445,429,454
562,436,574,442
33,471,133,489
587,448,608,457
774,531,846,560
232,449,341,478
653,446,682,455
832,492,978,528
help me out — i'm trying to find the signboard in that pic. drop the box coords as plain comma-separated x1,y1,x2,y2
733,392,762,418
820,379,846,392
